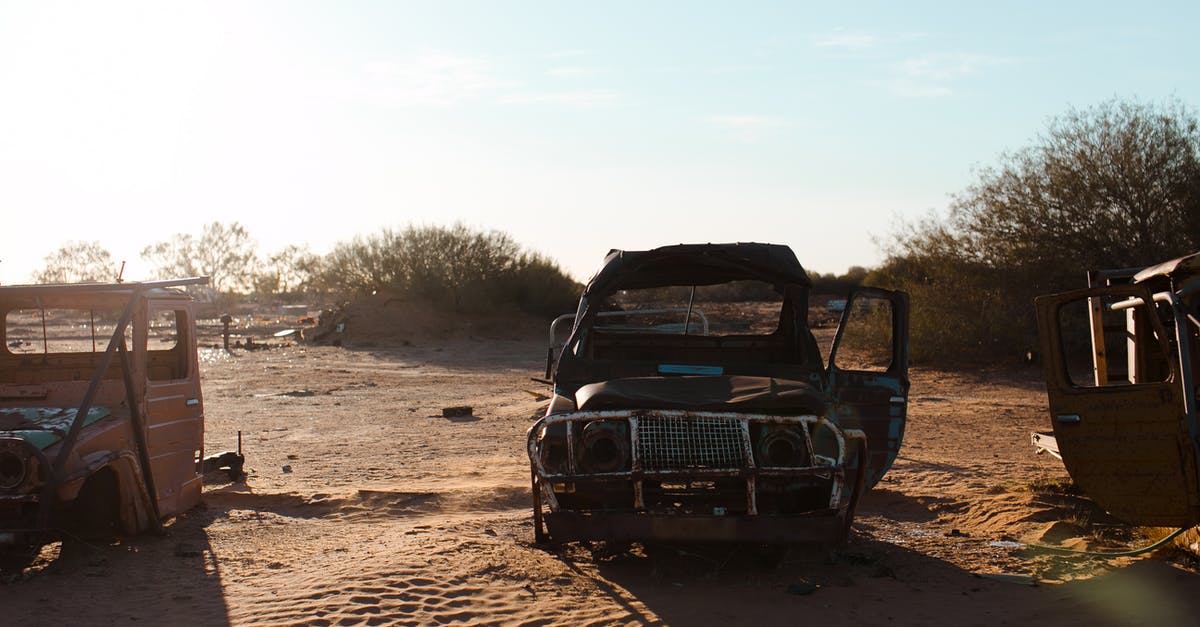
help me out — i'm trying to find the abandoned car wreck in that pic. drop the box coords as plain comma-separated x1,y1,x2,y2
1034,251,1200,528
0,278,225,558
528,243,910,544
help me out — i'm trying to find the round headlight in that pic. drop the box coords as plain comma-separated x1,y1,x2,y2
580,420,630,473
755,425,810,468
0,441,30,491
538,423,568,474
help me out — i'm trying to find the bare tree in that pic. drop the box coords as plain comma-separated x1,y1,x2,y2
141,222,258,294
34,241,117,283
253,244,321,298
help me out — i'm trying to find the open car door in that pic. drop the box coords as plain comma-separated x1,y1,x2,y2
1035,285,1200,526
827,287,910,488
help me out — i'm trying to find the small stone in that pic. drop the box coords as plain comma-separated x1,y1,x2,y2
786,582,819,595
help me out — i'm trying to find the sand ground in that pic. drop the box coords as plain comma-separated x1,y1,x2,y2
3,312,1200,626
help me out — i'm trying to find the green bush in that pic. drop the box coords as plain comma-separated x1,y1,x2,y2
313,224,581,315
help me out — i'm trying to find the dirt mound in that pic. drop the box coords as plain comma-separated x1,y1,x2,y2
308,295,550,346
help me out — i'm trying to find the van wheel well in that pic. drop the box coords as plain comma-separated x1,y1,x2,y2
64,468,121,540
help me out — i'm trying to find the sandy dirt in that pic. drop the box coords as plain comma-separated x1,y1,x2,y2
3,308,1200,626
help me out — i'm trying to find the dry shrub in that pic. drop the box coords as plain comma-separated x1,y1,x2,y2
313,224,581,316
875,98,1200,363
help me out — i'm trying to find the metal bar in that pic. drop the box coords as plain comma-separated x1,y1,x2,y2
1088,295,1109,386
1031,431,1062,460
39,300,48,356
539,409,825,425
565,416,576,473
118,339,163,532
549,314,575,347
630,416,645,509
682,286,696,335
838,431,870,541
1088,267,1145,287
2,277,209,296
1108,281,1200,311
530,461,546,543
536,466,847,481
1166,296,1200,477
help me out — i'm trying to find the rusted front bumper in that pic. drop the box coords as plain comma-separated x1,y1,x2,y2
543,510,849,544
528,410,868,544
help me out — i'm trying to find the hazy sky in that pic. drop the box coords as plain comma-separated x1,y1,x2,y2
2,1,1198,284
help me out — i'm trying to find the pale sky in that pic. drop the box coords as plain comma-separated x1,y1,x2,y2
2,1,1198,284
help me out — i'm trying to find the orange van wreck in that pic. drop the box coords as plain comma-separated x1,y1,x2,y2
0,278,232,560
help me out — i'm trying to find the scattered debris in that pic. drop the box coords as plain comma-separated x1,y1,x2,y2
220,313,234,352
524,390,550,402
202,450,247,482
977,572,1037,586
786,582,820,595
988,541,1027,549
442,406,474,418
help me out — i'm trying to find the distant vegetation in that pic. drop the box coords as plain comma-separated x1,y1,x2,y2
810,266,869,296
871,98,1200,362
38,223,581,317
33,98,1199,353
310,224,580,315
34,241,115,284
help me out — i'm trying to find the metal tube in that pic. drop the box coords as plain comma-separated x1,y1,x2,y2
118,339,163,532
3,277,209,296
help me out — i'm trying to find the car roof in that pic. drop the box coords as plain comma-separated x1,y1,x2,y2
582,242,810,295
0,278,208,308
1133,251,1200,284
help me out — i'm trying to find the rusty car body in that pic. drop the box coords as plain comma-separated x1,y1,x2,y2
0,278,213,555
1034,251,1200,527
528,243,909,544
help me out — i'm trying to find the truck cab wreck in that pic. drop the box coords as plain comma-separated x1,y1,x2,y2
1034,252,1200,527
0,278,214,557
528,243,909,544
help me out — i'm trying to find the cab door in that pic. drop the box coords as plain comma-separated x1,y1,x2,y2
827,287,910,488
1036,285,1200,526
141,302,205,518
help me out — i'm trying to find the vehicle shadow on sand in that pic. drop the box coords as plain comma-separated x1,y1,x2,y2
0,494,234,625
560,534,1200,626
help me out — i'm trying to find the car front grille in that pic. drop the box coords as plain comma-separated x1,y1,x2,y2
635,415,747,471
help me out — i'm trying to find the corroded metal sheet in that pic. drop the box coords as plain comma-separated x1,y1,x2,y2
1036,285,1200,527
